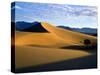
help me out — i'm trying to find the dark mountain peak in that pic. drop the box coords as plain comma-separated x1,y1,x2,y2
15,21,49,32
24,21,48,32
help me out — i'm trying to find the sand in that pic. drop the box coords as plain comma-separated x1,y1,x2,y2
15,22,97,69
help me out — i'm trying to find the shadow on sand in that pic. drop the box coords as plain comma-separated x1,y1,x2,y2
29,44,97,53
15,44,97,73
15,54,97,73
61,45,97,53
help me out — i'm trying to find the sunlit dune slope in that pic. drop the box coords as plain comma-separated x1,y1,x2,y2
41,22,97,45
16,46,90,69
15,31,69,47
15,22,97,47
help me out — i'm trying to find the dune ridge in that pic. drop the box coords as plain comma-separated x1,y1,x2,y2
15,22,97,46
41,22,96,44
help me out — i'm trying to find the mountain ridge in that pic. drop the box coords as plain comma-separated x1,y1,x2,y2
57,26,97,34
13,21,97,35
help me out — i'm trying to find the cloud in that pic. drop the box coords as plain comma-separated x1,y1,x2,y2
11,5,22,10
66,5,97,17
44,4,97,17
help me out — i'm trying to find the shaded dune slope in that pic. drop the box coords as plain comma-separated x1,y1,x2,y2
16,54,97,73
15,46,90,69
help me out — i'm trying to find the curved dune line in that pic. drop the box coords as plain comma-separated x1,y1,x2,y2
15,46,90,69
41,22,97,45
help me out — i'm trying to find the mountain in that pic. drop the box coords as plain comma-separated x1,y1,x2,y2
15,21,97,35
72,28,97,34
15,21,48,32
15,21,32,30
57,26,71,30
57,26,97,34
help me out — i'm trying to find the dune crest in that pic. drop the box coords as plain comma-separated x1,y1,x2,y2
41,22,97,45
16,22,97,46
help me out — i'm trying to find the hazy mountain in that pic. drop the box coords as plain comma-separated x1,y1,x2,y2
57,26,97,36
15,21,33,30
57,26,71,30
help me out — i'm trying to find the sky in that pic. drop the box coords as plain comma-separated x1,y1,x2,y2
11,2,98,28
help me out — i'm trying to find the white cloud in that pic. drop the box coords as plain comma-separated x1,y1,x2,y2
12,5,22,10
46,4,97,17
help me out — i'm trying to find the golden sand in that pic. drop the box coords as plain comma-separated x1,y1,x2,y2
15,22,97,69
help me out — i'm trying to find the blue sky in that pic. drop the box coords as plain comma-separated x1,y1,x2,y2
11,2,98,28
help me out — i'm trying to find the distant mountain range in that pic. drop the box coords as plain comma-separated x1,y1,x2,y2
11,21,97,36
57,26,97,36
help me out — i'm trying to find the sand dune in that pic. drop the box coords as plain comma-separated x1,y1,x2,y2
15,22,97,69
15,22,97,47
15,32,68,46
15,46,90,69
41,22,97,45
